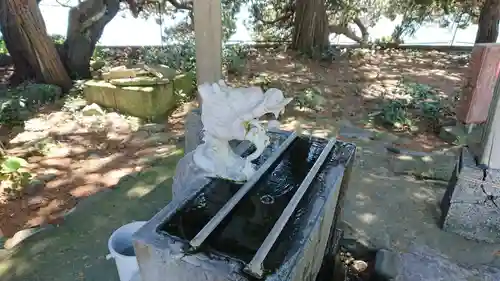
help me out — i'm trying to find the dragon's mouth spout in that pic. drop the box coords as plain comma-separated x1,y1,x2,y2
192,80,292,182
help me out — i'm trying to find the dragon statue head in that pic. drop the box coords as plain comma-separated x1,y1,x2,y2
192,80,292,181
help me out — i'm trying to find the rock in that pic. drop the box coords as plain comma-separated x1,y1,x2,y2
56,121,80,135
27,195,45,207
46,111,71,125
375,249,401,279
105,113,131,134
4,228,43,249
101,68,137,80
45,146,72,158
90,60,106,70
62,97,87,112
140,123,166,134
145,64,177,79
24,118,51,132
339,238,374,258
81,103,105,116
10,131,49,145
23,179,44,195
351,260,368,273
38,173,57,182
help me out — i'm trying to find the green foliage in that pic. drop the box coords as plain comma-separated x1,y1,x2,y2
0,34,65,55
0,83,62,126
144,43,197,74
92,47,106,61
223,44,250,75
0,156,32,198
375,80,444,130
50,34,66,45
374,35,403,47
248,0,480,46
0,39,7,55
378,99,413,128
294,87,326,112
0,95,30,127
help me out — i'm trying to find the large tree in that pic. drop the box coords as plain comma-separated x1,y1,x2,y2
1,0,242,87
475,0,500,43
0,0,140,85
0,0,72,90
291,0,329,55
249,0,499,47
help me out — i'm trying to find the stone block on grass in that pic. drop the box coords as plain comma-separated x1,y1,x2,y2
83,79,176,120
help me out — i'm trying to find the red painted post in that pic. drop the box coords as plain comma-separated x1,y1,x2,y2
457,43,500,124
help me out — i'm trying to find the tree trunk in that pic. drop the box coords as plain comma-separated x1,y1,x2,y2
291,0,329,57
475,0,500,43
0,20,36,85
63,0,121,79
0,0,72,91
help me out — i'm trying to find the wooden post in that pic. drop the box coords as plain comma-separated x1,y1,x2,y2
193,0,222,84
184,0,222,155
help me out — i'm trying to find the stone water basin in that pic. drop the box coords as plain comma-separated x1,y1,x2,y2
134,130,355,281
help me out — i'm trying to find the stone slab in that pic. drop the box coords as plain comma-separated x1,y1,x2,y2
389,148,458,181
440,146,500,243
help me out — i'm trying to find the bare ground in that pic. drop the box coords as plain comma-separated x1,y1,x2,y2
0,47,467,238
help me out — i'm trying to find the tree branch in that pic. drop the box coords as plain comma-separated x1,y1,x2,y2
251,0,295,25
329,24,365,44
165,0,192,10
353,17,369,43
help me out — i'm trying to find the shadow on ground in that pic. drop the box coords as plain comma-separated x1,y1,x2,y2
340,142,500,269
0,150,182,281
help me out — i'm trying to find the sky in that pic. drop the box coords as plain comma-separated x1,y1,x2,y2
37,0,496,46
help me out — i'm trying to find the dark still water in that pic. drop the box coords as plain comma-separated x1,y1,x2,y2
159,135,329,268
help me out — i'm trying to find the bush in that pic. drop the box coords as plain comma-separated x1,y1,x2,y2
375,80,444,130
0,83,62,126
0,156,32,199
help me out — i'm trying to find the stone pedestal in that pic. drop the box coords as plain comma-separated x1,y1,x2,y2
133,133,355,281
457,43,500,124
184,108,203,155
440,147,500,243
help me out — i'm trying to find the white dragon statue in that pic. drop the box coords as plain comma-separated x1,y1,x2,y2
192,80,292,182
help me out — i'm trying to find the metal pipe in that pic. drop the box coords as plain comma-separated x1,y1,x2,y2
244,138,337,279
189,132,299,249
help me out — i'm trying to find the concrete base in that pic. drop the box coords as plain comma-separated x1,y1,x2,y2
440,146,500,243
133,133,355,281
184,108,204,155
